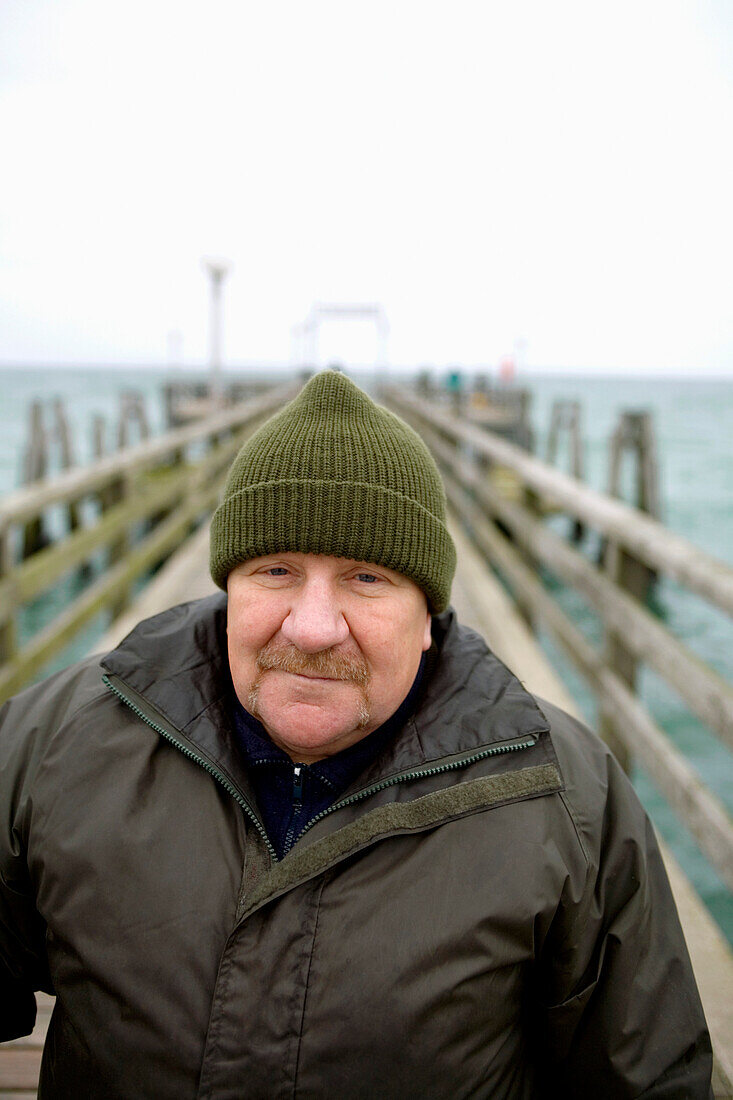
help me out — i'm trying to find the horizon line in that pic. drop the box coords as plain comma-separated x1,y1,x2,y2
0,360,731,379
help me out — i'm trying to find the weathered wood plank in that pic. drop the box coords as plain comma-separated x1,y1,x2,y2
448,516,581,717
0,999,52,1099
91,523,218,654
0,488,218,703
0,468,185,611
0,422,256,614
0,1050,44,1090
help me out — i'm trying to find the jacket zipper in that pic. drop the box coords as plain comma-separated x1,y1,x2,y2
102,673,279,864
293,735,537,846
282,765,304,856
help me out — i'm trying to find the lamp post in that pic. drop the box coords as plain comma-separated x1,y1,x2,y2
201,257,232,405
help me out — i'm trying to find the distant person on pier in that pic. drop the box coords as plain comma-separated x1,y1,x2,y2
0,371,713,1097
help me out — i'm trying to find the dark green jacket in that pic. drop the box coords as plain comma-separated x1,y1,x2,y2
0,595,712,1098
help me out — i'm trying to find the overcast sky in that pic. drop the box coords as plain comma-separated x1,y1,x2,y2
1,0,731,374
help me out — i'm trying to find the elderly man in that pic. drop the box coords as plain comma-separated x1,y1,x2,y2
0,371,712,1097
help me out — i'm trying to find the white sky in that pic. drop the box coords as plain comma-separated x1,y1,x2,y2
1,0,731,374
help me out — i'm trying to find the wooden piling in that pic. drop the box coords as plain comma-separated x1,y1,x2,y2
600,409,662,770
547,399,584,542
608,409,661,519
92,415,107,460
52,398,81,537
547,399,584,479
21,402,50,558
0,528,16,667
116,391,150,450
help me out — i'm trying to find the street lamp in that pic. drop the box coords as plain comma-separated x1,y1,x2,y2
201,257,233,405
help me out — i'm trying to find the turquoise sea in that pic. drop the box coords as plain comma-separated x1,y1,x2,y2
0,364,731,942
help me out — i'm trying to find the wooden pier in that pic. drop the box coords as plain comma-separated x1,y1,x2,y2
1,378,731,1096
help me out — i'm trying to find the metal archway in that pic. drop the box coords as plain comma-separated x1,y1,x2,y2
292,303,389,369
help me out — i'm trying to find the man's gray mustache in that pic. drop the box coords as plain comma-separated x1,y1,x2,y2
248,642,372,729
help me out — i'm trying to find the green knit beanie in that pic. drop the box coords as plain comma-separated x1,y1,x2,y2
209,371,456,611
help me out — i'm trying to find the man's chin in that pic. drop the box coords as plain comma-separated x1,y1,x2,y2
256,700,373,761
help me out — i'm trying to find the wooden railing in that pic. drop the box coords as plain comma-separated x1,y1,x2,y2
385,385,733,898
0,382,297,705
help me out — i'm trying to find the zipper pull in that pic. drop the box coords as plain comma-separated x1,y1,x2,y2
293,764,304,801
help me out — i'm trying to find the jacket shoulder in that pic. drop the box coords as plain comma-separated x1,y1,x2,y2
1,653,110,734
0,654,113,791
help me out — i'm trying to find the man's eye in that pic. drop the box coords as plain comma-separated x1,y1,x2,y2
266,567,289,576
356,573,378,583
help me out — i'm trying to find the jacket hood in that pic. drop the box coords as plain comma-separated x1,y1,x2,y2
101,595,550,790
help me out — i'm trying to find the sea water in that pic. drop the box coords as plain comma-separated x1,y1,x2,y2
0,364,731,942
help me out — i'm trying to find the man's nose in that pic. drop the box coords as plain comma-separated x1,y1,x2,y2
280,581,350,652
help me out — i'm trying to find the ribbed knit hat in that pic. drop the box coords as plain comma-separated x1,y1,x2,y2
209,371,455,611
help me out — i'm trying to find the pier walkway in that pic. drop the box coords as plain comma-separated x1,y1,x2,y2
1,378,732,1095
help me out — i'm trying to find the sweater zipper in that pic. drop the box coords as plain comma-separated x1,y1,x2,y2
102,673,279,864
294,735,538,846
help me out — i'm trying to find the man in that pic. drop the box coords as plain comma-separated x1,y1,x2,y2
0,370,712,1097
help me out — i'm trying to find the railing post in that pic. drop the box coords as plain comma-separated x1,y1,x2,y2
607,410,661,520
416,369,433,399
0,527,17,667
599,542,645,773
21,401,50,559
600,409,661,772
163,383,175,429
547,399,585,542
117,392,150,450
516,389,534,452
105,469,134,619
547,400,584,479
53,398,81,537
92,415,107,460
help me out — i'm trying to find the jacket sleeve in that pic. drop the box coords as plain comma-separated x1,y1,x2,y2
536,703,713,1099
0,687,54,1042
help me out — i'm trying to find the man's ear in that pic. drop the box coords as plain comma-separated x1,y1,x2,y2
422,613,432,652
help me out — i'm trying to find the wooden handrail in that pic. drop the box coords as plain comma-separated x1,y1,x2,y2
0,383,298,529
414,415,733,751
386,386,733,616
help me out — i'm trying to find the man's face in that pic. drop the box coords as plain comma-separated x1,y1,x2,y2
227,552,432,763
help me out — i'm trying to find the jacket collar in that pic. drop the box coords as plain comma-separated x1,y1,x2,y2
346,609,550,792
101,595,550,795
